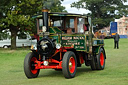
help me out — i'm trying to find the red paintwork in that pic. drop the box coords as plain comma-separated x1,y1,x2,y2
80,57,84,64
34,59,62,69
33,47,77,70
100,52,104,66
64,47,73,49
31,57,38,74
34,34,39,41
51,47,67,58
69,57,76,73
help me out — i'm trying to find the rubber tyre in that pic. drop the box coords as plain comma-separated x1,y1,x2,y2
24,52,40,78
54,69,62,71
90,55,97,70
84,55,90,66
3,45,8,48
62,51,77,79
96,48,105,70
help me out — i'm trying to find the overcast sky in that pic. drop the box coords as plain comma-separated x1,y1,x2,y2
61,0,91,14
62,0,128,14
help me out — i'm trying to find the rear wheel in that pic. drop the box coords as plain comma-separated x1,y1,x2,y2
3,45,8,48
24,52,40,78
90,55,96,70
96,48,105,70
84,54,90,66
62,51,77,79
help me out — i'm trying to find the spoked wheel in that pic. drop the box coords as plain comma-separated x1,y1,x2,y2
96,48,105,70
62,51,77,79
24,52,40,78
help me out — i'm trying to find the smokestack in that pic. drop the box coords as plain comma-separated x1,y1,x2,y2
42,7,49,32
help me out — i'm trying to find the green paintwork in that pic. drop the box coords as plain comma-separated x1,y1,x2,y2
49,27,56,34
36,12,104,53
92,38,104,54
86,35,89,40
93,46,101,54
53,27,64,33
32,13,86,19
49,34,86,51
61,35,86,51
41,30,104,52
48,33,104,52
49,27,64,34
49,35,59,42
93,38,104,46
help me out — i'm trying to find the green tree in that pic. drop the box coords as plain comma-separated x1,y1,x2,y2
50,1,67,12
71,0,128,29
0,0,66,49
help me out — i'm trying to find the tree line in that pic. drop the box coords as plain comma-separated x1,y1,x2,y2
0,0,66,49
0,0,128,49
71,0,128,28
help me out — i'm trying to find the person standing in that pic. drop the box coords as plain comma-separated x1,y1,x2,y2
114,33,120,49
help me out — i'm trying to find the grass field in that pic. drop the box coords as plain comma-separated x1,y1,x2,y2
0,39,128,85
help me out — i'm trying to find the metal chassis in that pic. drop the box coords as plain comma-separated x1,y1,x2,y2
33,47,85,70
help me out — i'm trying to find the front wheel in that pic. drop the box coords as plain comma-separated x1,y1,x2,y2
62,51,77,79
96,48,106,70
24,52,40,78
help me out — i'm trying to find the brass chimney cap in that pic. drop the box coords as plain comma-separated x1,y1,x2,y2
42,7,49,12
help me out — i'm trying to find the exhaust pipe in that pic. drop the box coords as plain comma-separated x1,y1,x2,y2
42,7,49,32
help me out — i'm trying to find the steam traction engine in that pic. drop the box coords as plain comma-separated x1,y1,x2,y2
24,8,106,79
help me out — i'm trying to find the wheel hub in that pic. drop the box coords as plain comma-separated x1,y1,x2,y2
69,57,75,73
31,57,38,74
100,52,104,66
69,62,72,68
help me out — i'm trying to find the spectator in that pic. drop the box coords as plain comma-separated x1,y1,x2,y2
114,32,120,49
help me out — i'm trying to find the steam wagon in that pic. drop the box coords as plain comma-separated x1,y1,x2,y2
24,8,106,79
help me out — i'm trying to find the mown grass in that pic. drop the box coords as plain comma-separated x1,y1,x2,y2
0,39,128,85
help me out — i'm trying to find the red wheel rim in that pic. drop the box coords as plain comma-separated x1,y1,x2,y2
100,52,104,66
69,57,76,73
31,57,38,74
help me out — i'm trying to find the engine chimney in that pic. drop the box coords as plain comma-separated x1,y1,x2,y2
42,7,49,32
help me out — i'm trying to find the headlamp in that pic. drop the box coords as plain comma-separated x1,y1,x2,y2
44,61,48,66
56,43,61,49
31,44,37,50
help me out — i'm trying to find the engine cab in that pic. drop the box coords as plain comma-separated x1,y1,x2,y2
24,8,106,79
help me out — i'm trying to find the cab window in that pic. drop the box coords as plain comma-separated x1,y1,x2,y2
66,18,74,28
18,32,27,39
53,20,62,27
78,18,85,33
